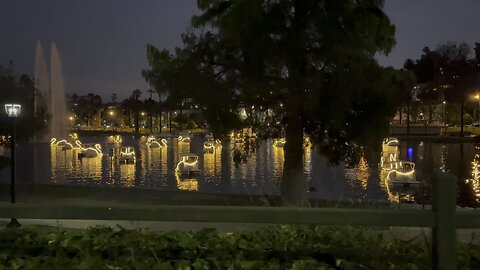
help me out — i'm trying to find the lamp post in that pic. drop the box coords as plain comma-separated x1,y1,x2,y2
4,103,21,228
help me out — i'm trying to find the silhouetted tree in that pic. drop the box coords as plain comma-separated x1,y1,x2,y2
145,0,412,205
0,62,47,141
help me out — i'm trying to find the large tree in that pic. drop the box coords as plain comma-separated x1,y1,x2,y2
0,62,47,141
144,0,411,205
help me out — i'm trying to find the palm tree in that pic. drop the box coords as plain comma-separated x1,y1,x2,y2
131,89,142,135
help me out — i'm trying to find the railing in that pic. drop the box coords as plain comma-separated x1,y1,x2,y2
1,173,479,270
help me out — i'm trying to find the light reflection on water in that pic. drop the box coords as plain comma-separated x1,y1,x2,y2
4,135,480,206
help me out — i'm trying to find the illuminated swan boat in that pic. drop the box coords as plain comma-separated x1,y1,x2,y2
175,153,200,175
178,133,191,143
273,138,286,147
77,143,103,158
203,138,222,153
147,137,168,148
50,137,81,151
383,137,400,147
119,146,136,164
384,161,418,185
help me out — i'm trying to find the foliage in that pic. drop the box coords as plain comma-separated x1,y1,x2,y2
3,224,477,270
143,0,412,204
0,62,48,141
463,113,473,125
405,42,480,131
69,93,103,127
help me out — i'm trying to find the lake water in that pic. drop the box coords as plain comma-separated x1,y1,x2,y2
1,135,479,207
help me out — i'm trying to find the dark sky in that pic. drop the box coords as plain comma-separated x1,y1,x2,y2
1,0,479,100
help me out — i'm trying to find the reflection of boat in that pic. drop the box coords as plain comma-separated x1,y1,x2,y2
78,144,102,158
175,153,200,175
176,175,199,191
384,161,418,185
273,138,286,147
147,137,168,148
119,146,136,164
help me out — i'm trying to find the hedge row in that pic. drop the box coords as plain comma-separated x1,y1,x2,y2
0,225,478,269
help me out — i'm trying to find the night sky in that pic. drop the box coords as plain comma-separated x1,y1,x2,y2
1,0,479,100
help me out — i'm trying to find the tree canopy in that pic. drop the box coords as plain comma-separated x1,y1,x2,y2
143,0,412,204
0,62,47,142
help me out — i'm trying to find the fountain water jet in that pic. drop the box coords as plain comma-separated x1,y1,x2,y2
34,41,68,141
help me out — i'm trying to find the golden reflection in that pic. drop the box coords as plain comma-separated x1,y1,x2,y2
160,147,168,177
75,155,103,181
204,149,222,179
177,139,190,154
380,174,415,203
50,142,78,182
303,142,312,175
356,155,369,189
273,143,284,179
467,146,480,202
439,144,447,172
175,173,199,191
119,164,135,187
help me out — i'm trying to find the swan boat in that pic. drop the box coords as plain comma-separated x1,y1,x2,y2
175,153,200,175
119,146,136,164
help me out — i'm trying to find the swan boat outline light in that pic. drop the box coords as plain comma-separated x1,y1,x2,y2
175,153,200,175
119,146,136,164
50,138,83,151
273,138,286,147
203,138,222,152
78,143,103,158
147,137,168,148
178,135,191,143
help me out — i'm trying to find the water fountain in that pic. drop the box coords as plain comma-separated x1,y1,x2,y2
34,41,68,141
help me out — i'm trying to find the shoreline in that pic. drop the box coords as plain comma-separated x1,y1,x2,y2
0,183,395,208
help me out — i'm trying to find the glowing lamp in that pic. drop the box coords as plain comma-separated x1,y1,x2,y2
5,104,21,118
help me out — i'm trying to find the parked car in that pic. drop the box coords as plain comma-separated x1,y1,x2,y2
472,121,480,127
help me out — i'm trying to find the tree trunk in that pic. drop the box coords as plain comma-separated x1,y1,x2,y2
281,110,307,206
149,113,153,133
399,108,402,125
429,105,433,124
280,0,308,206
159,110,162,133
134,111,139,135
406,103,410,136
460,101,464,137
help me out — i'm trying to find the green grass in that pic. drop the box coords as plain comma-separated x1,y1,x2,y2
0,225,478,270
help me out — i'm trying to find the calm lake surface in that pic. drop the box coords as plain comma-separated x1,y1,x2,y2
1,135,479,207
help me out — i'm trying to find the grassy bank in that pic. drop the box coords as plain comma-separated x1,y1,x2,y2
0,225,478,269
0,184,391,208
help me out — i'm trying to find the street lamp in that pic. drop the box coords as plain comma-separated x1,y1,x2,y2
4,103,21,228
